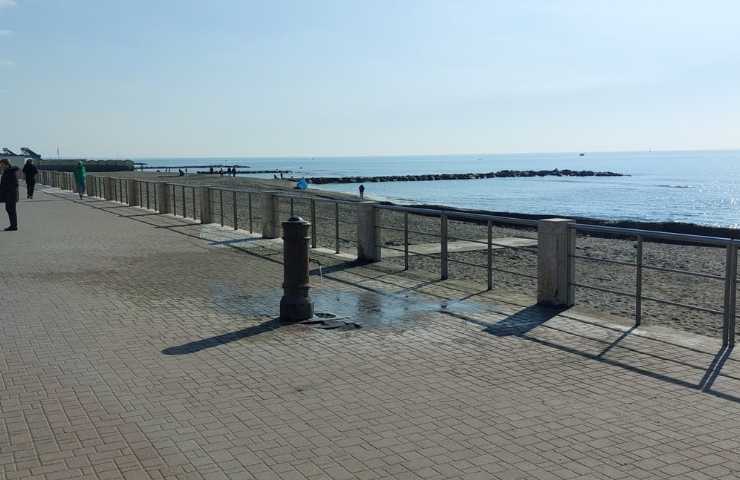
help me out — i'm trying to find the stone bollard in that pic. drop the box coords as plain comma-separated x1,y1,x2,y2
537,218,575,307
127,180,139,207
356,202,381,263
157,183,171,214
280,217,314,322
104,177,114,200
199,187,212,224
261,192,281,239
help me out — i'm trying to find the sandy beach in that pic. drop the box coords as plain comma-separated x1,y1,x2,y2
102,171,734,339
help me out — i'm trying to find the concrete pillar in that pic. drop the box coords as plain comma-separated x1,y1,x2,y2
127,179,139,206
280,217,314,322
537,218,575,307
157,183,171,214
261,192,281,239
357,202,381,262
199,187,212,224
104,177,114,200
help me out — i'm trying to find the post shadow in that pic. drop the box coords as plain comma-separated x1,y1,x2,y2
162,318,283,355
483,304,567,337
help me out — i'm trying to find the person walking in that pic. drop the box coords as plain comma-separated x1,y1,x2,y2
0,159,19,231
73,161,86,200
22,158,38,199
359,184,365,200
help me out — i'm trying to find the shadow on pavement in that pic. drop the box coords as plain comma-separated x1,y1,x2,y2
162,318,283,355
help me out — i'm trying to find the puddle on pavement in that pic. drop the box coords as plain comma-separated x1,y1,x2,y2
208,283,486,330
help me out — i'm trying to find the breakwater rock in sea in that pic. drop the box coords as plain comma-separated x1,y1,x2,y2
307,169,627,185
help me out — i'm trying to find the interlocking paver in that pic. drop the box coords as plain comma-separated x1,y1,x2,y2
3,186,740,480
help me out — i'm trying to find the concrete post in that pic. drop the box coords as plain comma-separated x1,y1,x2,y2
261,192,281,239
357,202,381,262
104,177,114,200
280,217,314,322
127,179,139,207
537,218,575,307
157,183,171,214
200,187,212,224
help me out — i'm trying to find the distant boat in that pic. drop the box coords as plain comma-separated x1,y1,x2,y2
579,153,585,156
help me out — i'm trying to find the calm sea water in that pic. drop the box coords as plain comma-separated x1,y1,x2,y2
138,150,740,228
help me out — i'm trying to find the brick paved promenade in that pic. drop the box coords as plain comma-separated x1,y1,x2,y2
3,186,740,480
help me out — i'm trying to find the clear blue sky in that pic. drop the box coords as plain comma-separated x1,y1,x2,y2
1,0,739,158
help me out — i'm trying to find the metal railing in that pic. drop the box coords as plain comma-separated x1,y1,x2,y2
571,223,738,346
272,193,358,254
375,204,539,289
39,171,740,345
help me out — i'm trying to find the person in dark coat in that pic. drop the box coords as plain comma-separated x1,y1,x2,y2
22,158,38,199
0,159,19,231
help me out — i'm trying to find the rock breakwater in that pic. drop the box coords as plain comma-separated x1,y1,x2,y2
307,169,626,185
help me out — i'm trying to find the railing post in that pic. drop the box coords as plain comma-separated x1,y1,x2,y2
127,179,139,207
487,220,493,290
233,191,238,230
635,236,643,326
404,212,409,271
248,192,253,233
334,202,340,253
261,192,280,239
537,218,575,307
441,215,448,280
357,202,381,263
310,199,317,248
723,243,737,347
157,183,172,213
200,187,212,224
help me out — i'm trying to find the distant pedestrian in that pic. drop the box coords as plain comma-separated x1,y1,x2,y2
219,169,224,176
232,165,237,177
22,158,38,199
280,172,284,179
73,161,86,199
0,159,19,231
209,166,214,174
359,184,365,200
178,168,185,176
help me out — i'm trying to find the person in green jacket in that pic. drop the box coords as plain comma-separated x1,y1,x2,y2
73,161,86,199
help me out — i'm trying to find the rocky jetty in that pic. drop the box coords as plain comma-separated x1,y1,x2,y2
307,169,626,185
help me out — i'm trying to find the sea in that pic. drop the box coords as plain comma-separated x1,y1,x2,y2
137,150,740,228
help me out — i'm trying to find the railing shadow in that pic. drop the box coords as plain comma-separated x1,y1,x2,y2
444,306,740,404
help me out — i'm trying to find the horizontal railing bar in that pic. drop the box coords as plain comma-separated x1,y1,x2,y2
492,267,537,279
571,254,637,268
446,257,489,269
639,295,723,315
574,223,736,247
571,282,636,298
641,264,725,280
573,282,724,315
377,204,539,226
377,226,440,238
573,254,725,280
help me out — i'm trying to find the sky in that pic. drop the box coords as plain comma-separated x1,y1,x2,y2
1,0,739,158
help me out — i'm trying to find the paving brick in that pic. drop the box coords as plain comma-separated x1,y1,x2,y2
3,186,740,480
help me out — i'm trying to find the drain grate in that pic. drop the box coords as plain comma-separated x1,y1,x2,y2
302,312,360,330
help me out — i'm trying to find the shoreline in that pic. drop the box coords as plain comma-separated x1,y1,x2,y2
105,171,740,238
